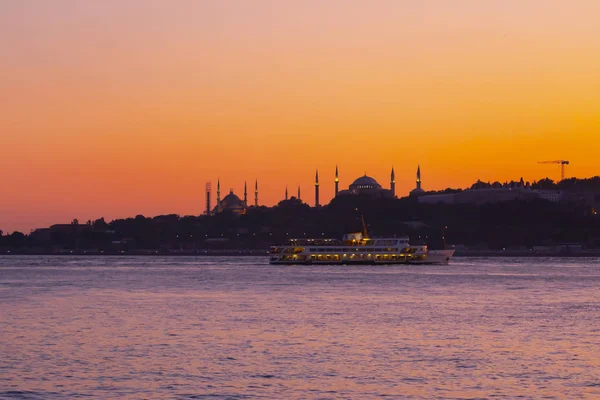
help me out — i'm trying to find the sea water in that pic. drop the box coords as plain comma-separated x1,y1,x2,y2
1,256,599,399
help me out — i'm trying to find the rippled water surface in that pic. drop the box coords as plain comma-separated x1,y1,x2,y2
1,256,600,399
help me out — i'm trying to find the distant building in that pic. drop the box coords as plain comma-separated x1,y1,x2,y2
535,190,562,203
29,223,95,244
212,179,249,215
213,189,248,215
418,179,564,205
338,173,395,199
29,228,52,243
419,188,538,205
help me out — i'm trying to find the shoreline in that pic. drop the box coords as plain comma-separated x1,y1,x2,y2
1,250,600,258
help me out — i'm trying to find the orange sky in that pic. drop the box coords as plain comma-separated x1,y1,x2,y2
1,1,599,233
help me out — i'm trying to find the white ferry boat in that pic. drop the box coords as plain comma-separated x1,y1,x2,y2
269,232,454,265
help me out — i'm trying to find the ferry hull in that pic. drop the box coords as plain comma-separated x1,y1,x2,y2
268,232,454,265
269,259,410,265
269,250,455,265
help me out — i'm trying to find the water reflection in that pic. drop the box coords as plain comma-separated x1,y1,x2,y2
1,256,599,399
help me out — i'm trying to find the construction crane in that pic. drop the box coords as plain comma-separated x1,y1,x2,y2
361,215,369,238
538,160,569,181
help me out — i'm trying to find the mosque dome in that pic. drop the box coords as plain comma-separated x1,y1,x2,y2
221,191,244,208
349,175,382,190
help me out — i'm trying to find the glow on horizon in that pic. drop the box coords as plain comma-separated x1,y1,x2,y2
1,1,599,232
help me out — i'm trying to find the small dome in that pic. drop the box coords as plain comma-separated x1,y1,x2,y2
350,175,382,190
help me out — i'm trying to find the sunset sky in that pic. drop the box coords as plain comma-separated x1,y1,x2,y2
1,0,599,233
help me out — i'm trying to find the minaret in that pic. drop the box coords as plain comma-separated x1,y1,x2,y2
315,169,320,207
335,165,339,197
391,167,396,197
254,179,258,207
297,185,301,200
416,165,422,191
244,181,248,206
285,186,288,200
217,178,221,203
